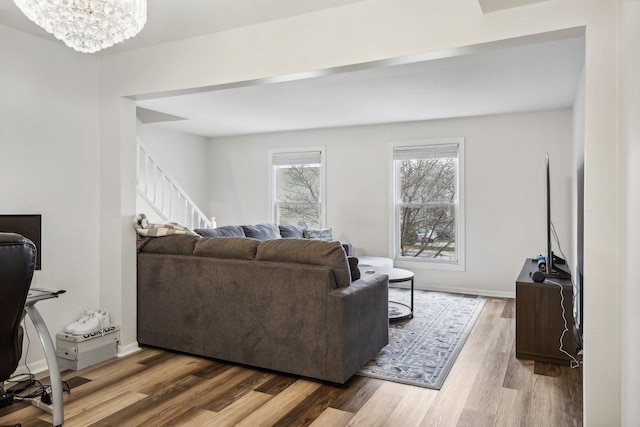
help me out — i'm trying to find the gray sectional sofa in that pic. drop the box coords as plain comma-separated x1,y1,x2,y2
136,234,388,384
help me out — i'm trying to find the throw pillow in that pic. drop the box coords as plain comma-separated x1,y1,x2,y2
347,256,361,281
278,221,308,238
303,227,333,241
194,225,245,238
241,223,281,240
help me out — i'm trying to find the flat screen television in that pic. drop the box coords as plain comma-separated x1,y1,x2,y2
0,214,42,270
543,154,571,280
542,154,582,352
532,155,582,360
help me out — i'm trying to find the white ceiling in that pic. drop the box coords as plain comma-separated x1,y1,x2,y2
477,0,551,14
1,0,584,138
137,35,584,138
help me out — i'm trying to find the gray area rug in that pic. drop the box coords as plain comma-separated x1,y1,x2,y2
357,288,486,389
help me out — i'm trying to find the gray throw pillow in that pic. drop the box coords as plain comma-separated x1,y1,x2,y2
241,223,281,240
194,225,245,238
347,256,361,281
278,221,308,238
303,227,333,241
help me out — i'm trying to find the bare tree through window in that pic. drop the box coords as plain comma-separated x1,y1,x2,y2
395,143,460,262
272,149,323,228
277,165,321,227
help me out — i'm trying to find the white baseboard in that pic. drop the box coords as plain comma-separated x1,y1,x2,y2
390,283,515,299
117,341,141,357
14,358,49,376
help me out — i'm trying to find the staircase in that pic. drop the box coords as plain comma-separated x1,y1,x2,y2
136,140,214,230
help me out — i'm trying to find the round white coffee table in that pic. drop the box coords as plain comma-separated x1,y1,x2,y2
358,256,414,321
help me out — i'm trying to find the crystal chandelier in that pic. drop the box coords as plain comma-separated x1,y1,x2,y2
13,0,147,54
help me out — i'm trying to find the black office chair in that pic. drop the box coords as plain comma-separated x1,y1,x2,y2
0,233,35,426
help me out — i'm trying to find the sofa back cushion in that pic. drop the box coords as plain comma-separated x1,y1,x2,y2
256,239,351,288
194,237,260,260
139,234,200,255
241,223,281,240
194,225,245,238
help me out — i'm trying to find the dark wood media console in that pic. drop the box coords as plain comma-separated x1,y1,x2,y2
515,259,576,365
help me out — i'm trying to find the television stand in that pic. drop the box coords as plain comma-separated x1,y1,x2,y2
515,259,576,365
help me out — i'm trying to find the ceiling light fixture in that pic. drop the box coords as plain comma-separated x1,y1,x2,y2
13,0,147,54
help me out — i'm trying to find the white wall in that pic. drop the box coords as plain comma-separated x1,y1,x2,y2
209,109,573,297
581,3,620,424
136,120,211,218
619,1,640,425
0,25,101,370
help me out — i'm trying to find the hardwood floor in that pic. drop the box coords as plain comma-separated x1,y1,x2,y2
0,298,582,426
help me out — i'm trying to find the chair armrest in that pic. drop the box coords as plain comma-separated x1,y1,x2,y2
30,287,66,295
26,288,66,305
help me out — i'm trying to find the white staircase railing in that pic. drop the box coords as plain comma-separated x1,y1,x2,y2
136,140,214,230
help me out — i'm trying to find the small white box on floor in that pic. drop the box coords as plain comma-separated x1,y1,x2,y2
56,325,120,370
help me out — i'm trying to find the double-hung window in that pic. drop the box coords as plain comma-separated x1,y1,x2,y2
392,139,464,270
270,148,325,228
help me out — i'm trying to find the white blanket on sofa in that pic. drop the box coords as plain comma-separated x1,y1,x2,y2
133,213,196,237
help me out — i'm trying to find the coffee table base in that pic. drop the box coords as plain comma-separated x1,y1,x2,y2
389,301,413,321
357,257,414,322
389,273,414,322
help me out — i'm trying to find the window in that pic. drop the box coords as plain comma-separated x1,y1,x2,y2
392,139,464,269
270,148,325,228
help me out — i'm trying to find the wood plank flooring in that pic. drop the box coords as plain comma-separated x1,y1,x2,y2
0,298,583,426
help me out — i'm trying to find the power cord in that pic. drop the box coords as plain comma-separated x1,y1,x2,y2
2,318,71,407
549,221,583,368
550,221,579,297
4,374,70,405
550,221,581,313
545,279,582,369
5,374,45,401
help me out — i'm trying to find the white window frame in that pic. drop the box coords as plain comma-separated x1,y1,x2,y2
390,138,465,271
269,147,326,227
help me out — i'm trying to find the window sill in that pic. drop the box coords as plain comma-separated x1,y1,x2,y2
394,259,465,272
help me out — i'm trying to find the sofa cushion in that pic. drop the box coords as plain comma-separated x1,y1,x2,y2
242,223,281,240
278,222,307,238
303,227,333,241
139,234,200,255
194,237,260,260
256,239,351,288
194,225,245,238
